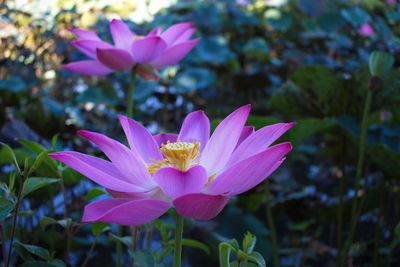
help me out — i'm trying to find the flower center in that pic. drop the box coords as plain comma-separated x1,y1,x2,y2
133,35,145,40
148,141,200,175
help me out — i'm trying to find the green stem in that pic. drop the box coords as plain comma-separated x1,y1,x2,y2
265,183,280,267
336,136,346,267
341,89,373,265
116,225,123,267
173,214,184,267
6,172,26,267
130,226,138,267
1,222,7,266
127,67,137,118
81,236,97,267
336,174,345,266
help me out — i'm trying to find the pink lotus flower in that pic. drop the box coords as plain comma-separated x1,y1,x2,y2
61,20,199,80
358,23,375,37
387,0,396,5
49,105,293,225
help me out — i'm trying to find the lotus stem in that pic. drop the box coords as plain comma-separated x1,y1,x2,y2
127,67,137,118
336,172,345,266
116,225,123,267
265,183,280,267
173,213,184,267
341,88,373,265
130,225,138,267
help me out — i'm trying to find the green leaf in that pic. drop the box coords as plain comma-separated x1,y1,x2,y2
0,196,14,221
242,232,256,254
182,238,211,254
219,242,233,267
228,239,240,251
51,134,59,151
237,250,266,267
27,151,51,176
87,188,107,201
168,238,210,254
395,222,400,237
55,218,73,228
288,118,335,147
0,142,21,174
14,242,50,260
40,216,58,230
131,250,157,267
40,217,72,229
48,259,65,267
91,222,109,236
22,177,60,197
19,139,46,154
109,233,131,247
19,261,58,267
248,251,266,267
9,172,16,192
14,244,34,261
369,51,395,77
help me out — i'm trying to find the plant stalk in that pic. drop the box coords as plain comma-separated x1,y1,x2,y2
6,172,25,267
173,214,184,267
130,226,138,267
336,136,346,266
341,89,373,265
127,67,137,118
336,174,345,266
81,236,97,267
265,182,280,267
116,225,123,267
1,222,7,266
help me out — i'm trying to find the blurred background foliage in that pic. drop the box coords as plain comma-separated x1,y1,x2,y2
1,0,400,266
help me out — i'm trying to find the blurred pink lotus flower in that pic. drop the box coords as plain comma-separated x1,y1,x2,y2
358,23,375,37
49,105,293,225
61,20,199,80
387,0,396,5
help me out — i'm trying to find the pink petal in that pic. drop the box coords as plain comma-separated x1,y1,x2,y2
131,36,167,64
206,143,292,195
172,28,196,45
60,60,113,76
68,28,101,41
199,105,251,175
82,198,170,226
150,39,200,69
110,19,135,50
107,187,169,201
227,122,295,167
78,130,156,189
178,111,210,151
153,166,208,199
117,115,163,163
147,26,162,36
153,133,178,147
96,48,135,71
173,193,230,220
48,152,144,192
236,126,254,148
160,22,193,45
71,40,113,59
